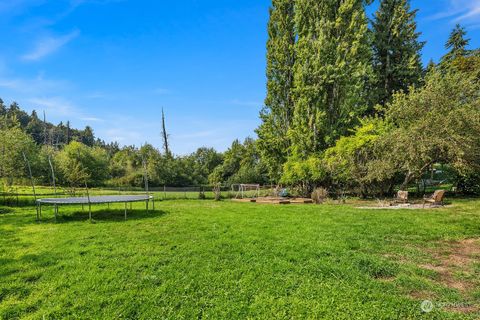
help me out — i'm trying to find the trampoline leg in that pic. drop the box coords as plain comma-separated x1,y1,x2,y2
35,204,39,221
124,202,127,220
130,203,132,210
82,204,84,212
39,204,42,219
146,200,148,212
107,203,110,209
54,205,58,222
89,204,92,221
152,197,155,211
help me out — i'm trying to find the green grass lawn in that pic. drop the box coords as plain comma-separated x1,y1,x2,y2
1,198,479,319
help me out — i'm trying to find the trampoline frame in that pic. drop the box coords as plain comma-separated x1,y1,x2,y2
36,195,154,221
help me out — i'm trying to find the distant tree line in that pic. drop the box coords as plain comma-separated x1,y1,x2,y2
0,110,224,189
0,101,109,150
0,98,271,191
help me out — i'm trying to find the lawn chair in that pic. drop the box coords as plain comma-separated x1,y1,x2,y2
423,190,446,208
391,190,409,205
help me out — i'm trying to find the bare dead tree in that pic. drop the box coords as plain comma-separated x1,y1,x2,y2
161,108,171,157
43,111,47,145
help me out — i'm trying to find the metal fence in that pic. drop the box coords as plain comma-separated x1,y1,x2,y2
0,186,210,206
0,184,283,207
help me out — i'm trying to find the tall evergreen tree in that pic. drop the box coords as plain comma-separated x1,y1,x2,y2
256,0,296,181
25,111,44,144
440,24,470,68
0,99,6,116
289,0,372,156
66,121,71,144
81,126,95,147
371,0,424,107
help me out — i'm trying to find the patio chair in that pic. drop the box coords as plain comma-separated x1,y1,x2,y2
423,190,446,208
391,190,409,205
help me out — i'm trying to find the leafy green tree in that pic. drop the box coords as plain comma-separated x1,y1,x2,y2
289,0,372,156
209,139,268,185
381,69,480,189
37,145,62,186
109,146,142,186
371,0,424,107
139,143,191,187
281,156,325,197
281,0,372,192
323,118,395,196
323,65,480,196
0,120,39,186
450,50,480,81
256,0,296,182
182,147,223,185
440,24,470,68
57,141,109,188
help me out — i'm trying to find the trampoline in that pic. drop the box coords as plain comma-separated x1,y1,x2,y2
36,195,154,221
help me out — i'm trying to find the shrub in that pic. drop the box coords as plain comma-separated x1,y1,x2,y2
456,170,480,195
281,156,326,197
311,187,328,204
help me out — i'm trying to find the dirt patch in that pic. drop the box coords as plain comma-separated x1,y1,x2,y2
444,305,479,314
421,239,480,293
409,291,431,300
357,203,449,210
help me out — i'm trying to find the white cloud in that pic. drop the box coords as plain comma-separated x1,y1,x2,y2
27,97,77,117
24,96,103,127
230,99,262,108
0,0,46,14
85,92,112,99
80,117,103,122
454,5,480,22
0,74,70,94
22,30,80,61
427,0,480,25
103,128,143,143
175,130,217,139
153,88,172,95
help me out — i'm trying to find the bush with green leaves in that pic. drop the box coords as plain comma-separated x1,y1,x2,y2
0,120,39,186
281,156,325,197
57,141,109,188
209,138,268,186
322,67,480,196
323,117,395,196
380,69,480,189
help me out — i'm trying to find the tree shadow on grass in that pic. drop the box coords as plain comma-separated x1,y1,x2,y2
0,207,14,215
50,208,169,224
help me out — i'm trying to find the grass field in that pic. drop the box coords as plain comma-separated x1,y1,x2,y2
1,197,479,319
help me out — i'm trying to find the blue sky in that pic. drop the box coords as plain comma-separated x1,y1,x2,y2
0,0,479,155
